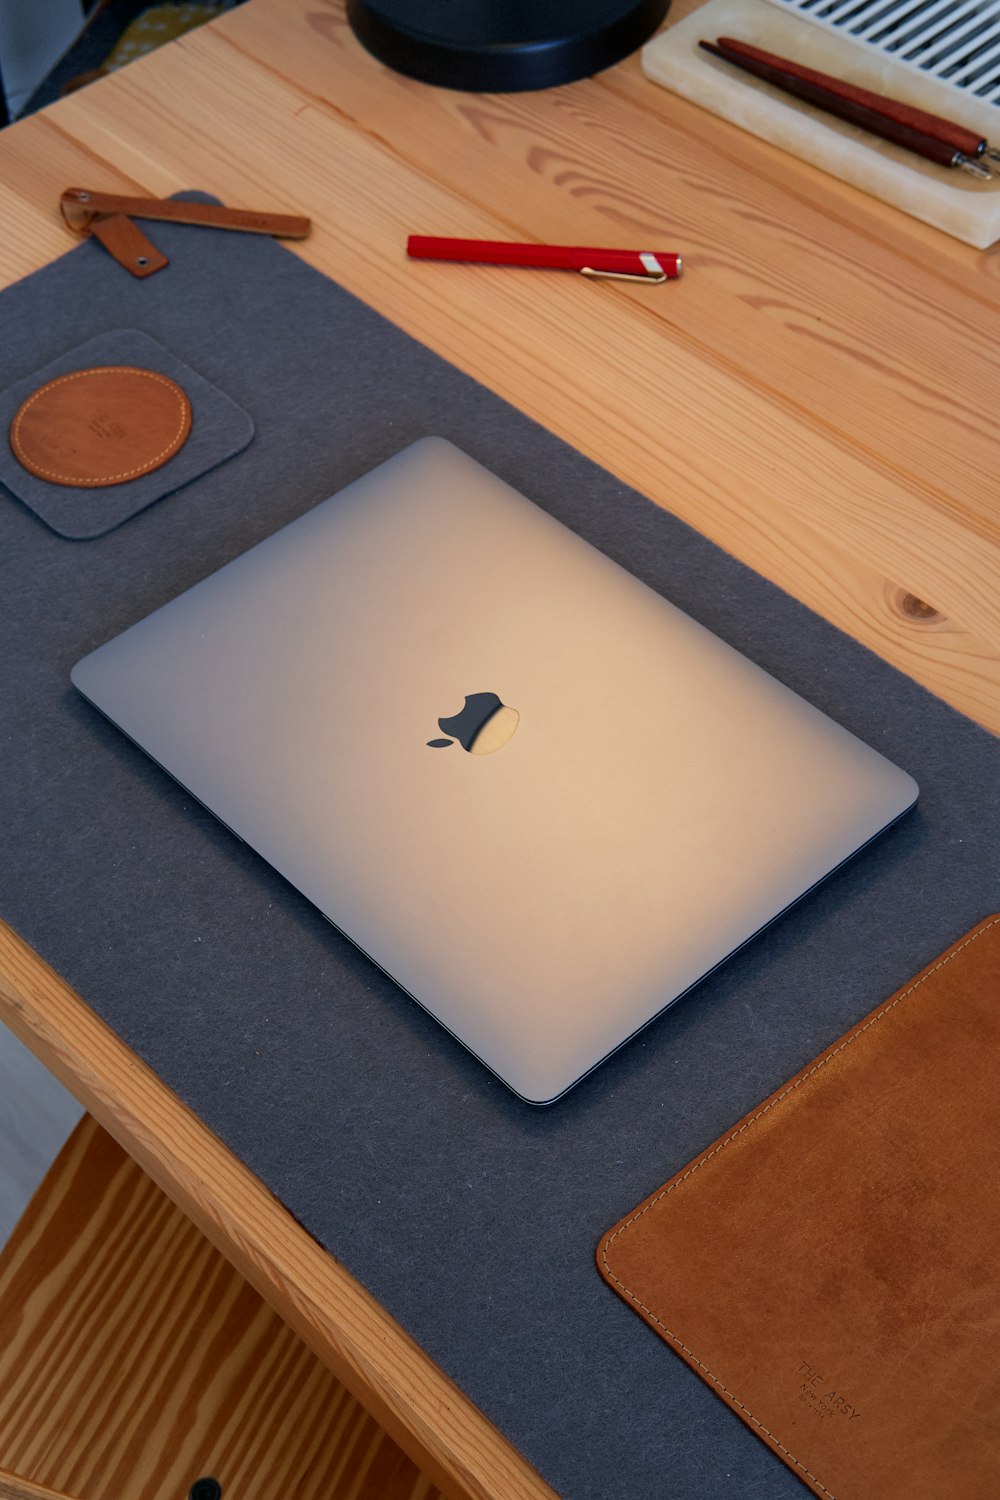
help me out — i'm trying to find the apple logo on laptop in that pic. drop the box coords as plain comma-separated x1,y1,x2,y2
428,691,519,755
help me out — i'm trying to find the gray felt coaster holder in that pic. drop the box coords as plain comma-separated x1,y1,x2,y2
0,327,254,538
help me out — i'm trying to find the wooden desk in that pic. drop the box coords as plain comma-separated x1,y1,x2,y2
1,2,997,1496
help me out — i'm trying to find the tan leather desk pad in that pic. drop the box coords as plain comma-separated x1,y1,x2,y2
598,916,1000,1500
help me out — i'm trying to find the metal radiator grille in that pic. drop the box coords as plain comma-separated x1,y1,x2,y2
763,0,1000,104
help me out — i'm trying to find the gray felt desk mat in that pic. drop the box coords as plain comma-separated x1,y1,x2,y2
1,198,997,1500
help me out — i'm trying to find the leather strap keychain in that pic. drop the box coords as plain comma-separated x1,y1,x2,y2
60,187,311,277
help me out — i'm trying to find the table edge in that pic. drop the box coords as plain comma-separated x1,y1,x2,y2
0,920,554,1500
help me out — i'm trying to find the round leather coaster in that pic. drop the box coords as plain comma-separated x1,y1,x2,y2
9,365,192,487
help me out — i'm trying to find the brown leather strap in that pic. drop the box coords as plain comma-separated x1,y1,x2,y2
86,214,169,278
61,188,311,239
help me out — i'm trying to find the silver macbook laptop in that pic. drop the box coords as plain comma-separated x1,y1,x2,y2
71,438,917,1104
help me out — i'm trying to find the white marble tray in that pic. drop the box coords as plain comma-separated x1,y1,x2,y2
644,0,1000,247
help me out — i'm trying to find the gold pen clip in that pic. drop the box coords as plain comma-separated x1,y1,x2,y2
579,253,678,284
580,267,666,283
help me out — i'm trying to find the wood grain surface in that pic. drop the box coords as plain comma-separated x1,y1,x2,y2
0,1115,441,1500
0,1472,80,1500
0,1,996,1496
0,925,552,1500
2,0,996,726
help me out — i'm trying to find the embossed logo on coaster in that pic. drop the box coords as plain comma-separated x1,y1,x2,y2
9,365,192,487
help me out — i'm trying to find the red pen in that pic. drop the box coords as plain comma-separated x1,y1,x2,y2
407,236,682,282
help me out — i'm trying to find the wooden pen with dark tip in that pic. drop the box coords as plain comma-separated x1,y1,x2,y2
699,37,994,179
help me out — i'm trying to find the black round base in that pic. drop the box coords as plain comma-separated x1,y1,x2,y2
346,0,672,93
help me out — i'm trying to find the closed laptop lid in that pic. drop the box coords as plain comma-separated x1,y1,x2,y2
71,438,917,1103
